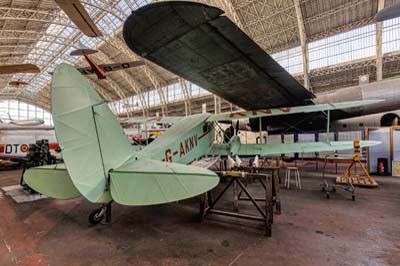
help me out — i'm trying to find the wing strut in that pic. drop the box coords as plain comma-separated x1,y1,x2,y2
326,109,331,144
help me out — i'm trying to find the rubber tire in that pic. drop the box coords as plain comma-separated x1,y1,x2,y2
352,195,355,201
89,208,104,225
198,193,208,222
326,193,330,199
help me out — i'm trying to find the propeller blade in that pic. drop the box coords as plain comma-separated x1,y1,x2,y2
253,155,259,168
226,156,236,170
235,155,242,167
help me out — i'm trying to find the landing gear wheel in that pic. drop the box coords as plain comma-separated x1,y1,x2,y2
352,195,355,201
198,193,208,222
326,193,330,199
89,208,105,225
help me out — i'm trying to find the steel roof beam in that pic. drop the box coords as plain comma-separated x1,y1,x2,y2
376,0,385,81
294,0,310,91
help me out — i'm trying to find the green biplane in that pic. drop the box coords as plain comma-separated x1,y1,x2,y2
24,64,381,224
24,1,382,224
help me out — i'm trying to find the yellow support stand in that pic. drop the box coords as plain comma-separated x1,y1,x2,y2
336,139,378,188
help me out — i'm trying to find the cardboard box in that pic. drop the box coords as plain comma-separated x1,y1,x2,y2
392,161,400,177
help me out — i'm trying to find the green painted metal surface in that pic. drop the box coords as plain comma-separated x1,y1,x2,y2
27,63,383,207
49,63,218,206
110,158,218,206
209,141,381,156
24,164,81,199
138,114,215,164
51,64,132,203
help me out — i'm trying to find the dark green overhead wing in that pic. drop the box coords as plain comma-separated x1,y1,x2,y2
375,2,400,22
123,1,314,110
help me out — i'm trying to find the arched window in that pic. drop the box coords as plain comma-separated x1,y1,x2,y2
0,100,53,126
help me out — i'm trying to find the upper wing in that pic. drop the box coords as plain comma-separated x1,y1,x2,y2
55,0,102,37
123,1,314,110
209,137,380,156
0,64,40,75
207,100,384,122
110,158,219,206
76,61,144,76
120,116,184,124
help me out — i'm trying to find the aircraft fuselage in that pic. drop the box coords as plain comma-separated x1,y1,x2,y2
137,114,215,164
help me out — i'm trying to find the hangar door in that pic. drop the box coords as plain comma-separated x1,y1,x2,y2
368,128,391,174
393,128,400,176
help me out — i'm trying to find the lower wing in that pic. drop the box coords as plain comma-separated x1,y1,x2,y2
209,138,381,156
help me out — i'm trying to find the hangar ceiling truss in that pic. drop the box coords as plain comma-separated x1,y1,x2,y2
0,0,399,115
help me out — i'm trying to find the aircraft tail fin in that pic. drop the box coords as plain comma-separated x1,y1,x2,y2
51,63,134,203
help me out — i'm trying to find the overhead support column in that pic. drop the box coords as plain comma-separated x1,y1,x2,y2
294,0,311,91
376,0,385,81
213,95,221,114
179,79,192,116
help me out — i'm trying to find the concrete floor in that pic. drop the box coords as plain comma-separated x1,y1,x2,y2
0,167,399,266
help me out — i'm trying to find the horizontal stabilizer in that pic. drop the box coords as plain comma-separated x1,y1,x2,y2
207,100,385,122
23,164,81,200
110,159,219,206
209,138,381,156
